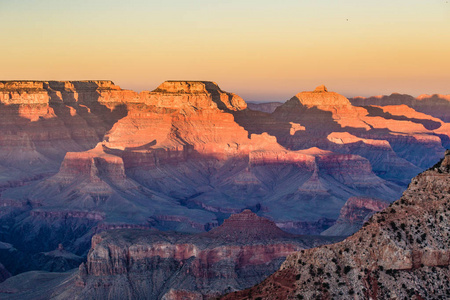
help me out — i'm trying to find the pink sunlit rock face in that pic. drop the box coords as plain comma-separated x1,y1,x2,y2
0,80,450,299
0,80,449,293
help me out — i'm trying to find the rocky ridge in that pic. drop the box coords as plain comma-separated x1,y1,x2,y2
350,93,450,122
1,82,412,240
222,150,450,299
1,80,450,282
0,211,342,299
247,102,283,113
321,197,390,236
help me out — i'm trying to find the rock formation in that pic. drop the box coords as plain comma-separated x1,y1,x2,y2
247,101,283,113
321,197,390,236
0,211,342,299
1,80,449,284
222,150,450,299
350,93,450,122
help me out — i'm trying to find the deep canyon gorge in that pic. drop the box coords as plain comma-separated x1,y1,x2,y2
0,80,449,299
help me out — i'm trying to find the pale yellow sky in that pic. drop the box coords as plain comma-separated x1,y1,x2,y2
1,0,449,101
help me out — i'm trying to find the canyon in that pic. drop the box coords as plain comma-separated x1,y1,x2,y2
0,210,342,299
222,150,450,299
0,80,449,297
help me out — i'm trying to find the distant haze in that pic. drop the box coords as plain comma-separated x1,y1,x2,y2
0,0,449,102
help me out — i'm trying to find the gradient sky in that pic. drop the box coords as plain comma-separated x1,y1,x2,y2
1,0,449,101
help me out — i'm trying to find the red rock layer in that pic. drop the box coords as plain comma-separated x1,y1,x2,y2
72,210,339,298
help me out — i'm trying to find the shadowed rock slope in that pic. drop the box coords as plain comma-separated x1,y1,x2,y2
1,81,450,280
0,211,342,299
350,93,450,122
321,197,390,237
222,150,450,299
247,102,283,113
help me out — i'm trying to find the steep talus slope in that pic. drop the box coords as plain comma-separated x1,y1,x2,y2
222,150,450,300
0,211,342,299
0,80,137,273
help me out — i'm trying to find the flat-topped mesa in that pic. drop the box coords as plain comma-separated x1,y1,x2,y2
55,144,126,184
0,81,46,91
44,80,138,107
0,80,137,107
205,209,292,240
45,80,121,91
293,85,352,108
0,81,49,105
0,80,119,92
274,85,370,130
142,80,247,111
153,81,217,94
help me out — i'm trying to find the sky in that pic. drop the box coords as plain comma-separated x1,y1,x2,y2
0,0,449,101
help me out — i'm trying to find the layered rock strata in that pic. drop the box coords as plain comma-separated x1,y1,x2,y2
0,210,341,299
321,197,390,236
222,150,450,299
350,93,450,122
1,81,449,280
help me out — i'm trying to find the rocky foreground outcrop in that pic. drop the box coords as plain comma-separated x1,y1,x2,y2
222,150,450,299
0,211,341,299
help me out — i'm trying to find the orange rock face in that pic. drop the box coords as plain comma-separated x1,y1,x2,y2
0,80,449,281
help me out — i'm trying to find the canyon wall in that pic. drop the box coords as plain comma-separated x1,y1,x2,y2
222,151,450,299
0,81,449,281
